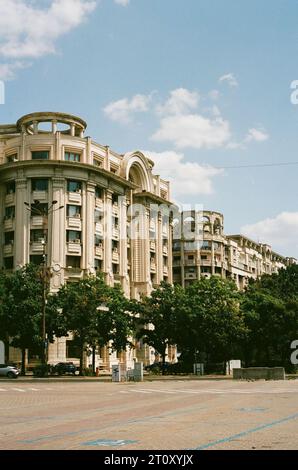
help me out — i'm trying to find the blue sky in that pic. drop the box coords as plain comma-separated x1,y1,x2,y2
0,0,298,257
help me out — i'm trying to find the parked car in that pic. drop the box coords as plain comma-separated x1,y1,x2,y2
0,364,20,379
52,362,77,376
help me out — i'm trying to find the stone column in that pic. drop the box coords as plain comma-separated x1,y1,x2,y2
119,196,129,296
50,177,65,291
157,212,163,284
85,182,96,274
15,178,29,267
104,190,113,285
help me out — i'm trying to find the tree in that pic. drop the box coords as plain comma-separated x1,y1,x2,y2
54,274,135,375
184,277,246,372
136,282,186,375
241,267,298,370
0,264,50,374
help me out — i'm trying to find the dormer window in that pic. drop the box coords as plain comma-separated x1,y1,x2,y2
65,152,80,162
32,151,49,160
6,153,18,163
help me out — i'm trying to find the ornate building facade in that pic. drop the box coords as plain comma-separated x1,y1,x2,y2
0,112,173,369
173,210,296,289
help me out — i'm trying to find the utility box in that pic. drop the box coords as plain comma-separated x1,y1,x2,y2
0,341,4,363
193,363,204,375
134,362,144,382
112,364,121,382
226,359,241,376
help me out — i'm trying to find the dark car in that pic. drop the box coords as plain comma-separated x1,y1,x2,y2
53,362,77,376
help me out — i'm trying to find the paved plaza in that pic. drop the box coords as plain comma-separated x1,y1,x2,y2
0,379,297,450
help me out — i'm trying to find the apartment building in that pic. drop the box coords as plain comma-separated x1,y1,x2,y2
0,112,173,368
173,210,296,289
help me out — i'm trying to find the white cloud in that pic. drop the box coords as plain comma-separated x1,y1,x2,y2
241,212,298,257
219,73,238,87
145,150,223,199
114,0,130,5
156,88,199,115
103,93,153,124
0,0,96,77
152,114,231,150
0,61,29,80
244,127,269,142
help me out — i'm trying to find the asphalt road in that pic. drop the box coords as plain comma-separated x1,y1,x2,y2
0,379,297,450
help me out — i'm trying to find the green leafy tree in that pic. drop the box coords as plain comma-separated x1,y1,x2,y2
136,282,186,374
184,277,246,372
0,264,51,374
54,274,135,375
241,267,298,370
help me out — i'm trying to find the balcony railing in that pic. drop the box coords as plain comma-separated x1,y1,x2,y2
67,216,82,230
67,242,82,255
3,218,14,231
4,244,13,255
67,191,82,204
5,193,15,205
150,241,156,252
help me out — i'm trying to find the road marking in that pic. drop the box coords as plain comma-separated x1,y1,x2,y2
12,388,25,392
194,412,298,450
129,389,152,394
0,388,6,391
28,388,39,391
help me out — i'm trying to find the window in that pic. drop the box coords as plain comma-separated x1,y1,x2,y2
30,229,46,243
67,231,81,243
32,179,48,191
6,181,15,194
67,205,81,218
67,180,82,193
95,186,103,199
5,206,15,219
201,267,211,273
94,209,102,222
188,255,194,260
6,153,18,163
4,232,14,244
65,152,80,162
66,256,81,268
94,259,102,270
95,235,102,246
201,255,208,260
31,202,48,216
201,241,211,250
30,255,44,265
32,151,49,160
4,257,13,269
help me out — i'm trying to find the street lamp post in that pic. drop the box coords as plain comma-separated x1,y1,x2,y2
24,200,64,367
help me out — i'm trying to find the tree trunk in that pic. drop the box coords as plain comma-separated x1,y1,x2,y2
161,348,166,376
92,346,96,375
79,342,84,376
4,335,10,363
21,348,26,376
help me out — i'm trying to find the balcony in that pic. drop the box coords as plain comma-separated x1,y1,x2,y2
95,198,104,211
67,191,82,205
32,190,48,201
112,226,119,240
31,216,44,227
30,241,44,252
162,225,168,236
149,220,156,232
150,240,156,252
67,241,82,255
185,272,197,280
162,245,168,256
67,216,82,230
95,245,103,258
95,222,103,236
185,259,196,266
4,243,13,255
150,260,156,272
5,193,15,205
163,266,168,276
112,249,119,263
3,218,14,231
